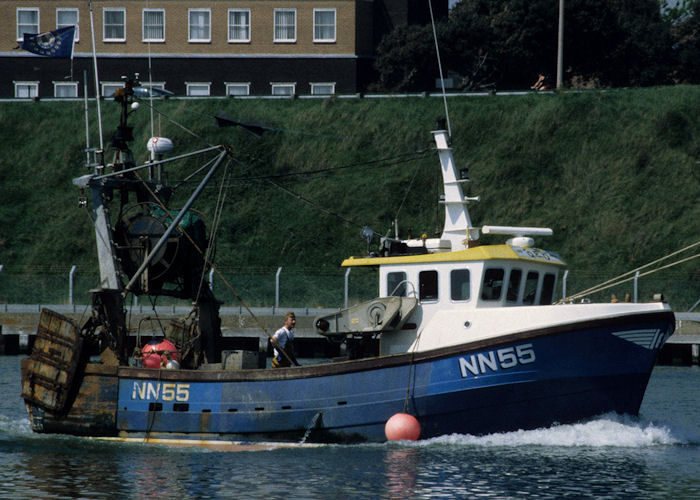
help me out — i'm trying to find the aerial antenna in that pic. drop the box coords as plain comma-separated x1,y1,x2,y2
88,0,104,151
428,0,451,138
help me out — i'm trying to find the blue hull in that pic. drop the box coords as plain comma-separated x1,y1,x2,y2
111,312,673,442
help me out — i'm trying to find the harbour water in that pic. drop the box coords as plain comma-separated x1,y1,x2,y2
1,355,698,499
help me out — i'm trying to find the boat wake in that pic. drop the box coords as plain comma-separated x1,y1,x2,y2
421,414,699,448
2,412,697,452
0,415,32,438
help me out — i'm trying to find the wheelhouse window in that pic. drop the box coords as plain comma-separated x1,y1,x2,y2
450,269,470,301
143,9,165,42
103,8,126,42
310,83,335,95
186,82,211,96
189,9,210,42
17,8,39,41
387,271,407,297
540,273,556,305
14,81,38,98
506,269,522,303
313,9,336,42
419,270,438,301
226,83,250,96
274,9,296,42
57,8,79,41
228,9,250,42
481,268,504,301
523,271,539,305
54,81,78,98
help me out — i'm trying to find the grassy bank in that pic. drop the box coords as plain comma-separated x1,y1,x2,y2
0,87,698,309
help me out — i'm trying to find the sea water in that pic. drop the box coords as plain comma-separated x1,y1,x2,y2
1,356,698,499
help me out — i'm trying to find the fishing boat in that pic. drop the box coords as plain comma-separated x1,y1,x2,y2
21,77,675,444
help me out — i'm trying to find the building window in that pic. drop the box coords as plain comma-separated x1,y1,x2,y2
189,9,210,42
57,8,79,42
14,81,38,98
274,9,296,42
313,9,335,43
143,9,165,42
271,83,295,96
310,83,335,95
186,82,211,96
54,81,78,98
225,83,250,96
17,8,39,41
101,82,124,97
228,9,250,42
103,8,126,42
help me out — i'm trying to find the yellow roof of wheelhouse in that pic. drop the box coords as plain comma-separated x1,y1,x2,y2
341,244,566,267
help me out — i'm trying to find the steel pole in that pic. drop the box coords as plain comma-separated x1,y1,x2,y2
275,267,282,308
69,265,77,305
557,0,564,88
344,268,351,308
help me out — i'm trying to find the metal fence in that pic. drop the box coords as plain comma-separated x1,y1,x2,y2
0,265,696,311
0,266,379,310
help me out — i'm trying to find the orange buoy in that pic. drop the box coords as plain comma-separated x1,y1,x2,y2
142,339,178,368
385,413,421,441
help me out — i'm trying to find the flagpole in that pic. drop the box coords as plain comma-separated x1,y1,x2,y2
89,0,104,152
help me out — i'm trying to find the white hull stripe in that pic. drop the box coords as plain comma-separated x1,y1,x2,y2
611,329,665,350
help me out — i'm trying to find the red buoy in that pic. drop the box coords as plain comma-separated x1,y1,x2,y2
385,413,421,441
142,339,178,368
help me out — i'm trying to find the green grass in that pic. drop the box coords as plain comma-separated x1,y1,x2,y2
0,88,698,309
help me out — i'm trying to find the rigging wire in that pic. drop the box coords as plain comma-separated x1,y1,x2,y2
132,162,298,367
226,147,431,182
266,179,363,230
264,148,432,232
558,240,700,303
393,160,424,222
139,100,216,147
175,105,350,140
194,160,231,301
428,0,451,138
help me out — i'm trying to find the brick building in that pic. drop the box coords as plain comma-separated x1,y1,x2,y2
0,0,446,98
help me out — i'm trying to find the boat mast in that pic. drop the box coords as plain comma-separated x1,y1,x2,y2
434,130,479,250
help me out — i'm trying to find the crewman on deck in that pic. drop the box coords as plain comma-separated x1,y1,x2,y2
271,311,299,368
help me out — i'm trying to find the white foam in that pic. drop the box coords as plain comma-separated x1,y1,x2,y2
0,415,32,437
421,414,693,448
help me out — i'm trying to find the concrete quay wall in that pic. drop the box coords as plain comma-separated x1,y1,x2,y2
2,305,699,364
